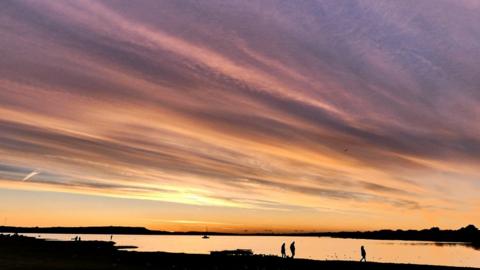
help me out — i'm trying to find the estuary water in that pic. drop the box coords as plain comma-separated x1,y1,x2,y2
22,234,479,268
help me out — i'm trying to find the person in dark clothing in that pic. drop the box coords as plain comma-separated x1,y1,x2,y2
290,241,295,258
281,242,286,258
360,245,367,262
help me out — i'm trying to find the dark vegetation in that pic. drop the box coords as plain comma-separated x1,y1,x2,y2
319,225,480,244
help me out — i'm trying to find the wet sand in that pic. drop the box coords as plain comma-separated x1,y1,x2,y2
0,235,478,270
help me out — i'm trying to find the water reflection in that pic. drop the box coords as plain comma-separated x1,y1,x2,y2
383,240,480,251
383,241,468,247
21,234,480,268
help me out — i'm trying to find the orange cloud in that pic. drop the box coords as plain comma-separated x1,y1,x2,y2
0,0,479,231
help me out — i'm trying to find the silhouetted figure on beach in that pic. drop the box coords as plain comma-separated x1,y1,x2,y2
281,242,286,258
290,241,295,258
360,245,366,262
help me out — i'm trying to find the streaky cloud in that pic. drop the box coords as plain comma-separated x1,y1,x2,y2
0,0,479,230
22,170,40,182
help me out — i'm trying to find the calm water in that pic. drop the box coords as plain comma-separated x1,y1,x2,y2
21,234,480,268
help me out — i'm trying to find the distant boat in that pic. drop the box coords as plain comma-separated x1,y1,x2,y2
202,227,210,239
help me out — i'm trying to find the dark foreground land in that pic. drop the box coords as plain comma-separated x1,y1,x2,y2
0,235,478,270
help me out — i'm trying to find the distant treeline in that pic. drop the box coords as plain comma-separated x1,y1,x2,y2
0,226,157,235
0,226,231,235
1,225,479,245
315,225,480,245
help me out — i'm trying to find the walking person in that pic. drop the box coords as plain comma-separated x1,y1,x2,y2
281,242,286,258
290,241,296,259
360,245,367,262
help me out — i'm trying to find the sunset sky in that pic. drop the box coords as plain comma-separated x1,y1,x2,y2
0,0,479,232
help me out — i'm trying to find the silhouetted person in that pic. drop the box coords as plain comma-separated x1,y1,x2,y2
290,241,295,258
281,242,286,258
360,245,366,262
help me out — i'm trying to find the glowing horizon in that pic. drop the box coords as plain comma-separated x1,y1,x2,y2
0,0,479,232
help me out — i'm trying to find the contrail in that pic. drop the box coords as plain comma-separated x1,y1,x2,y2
22,170,40,181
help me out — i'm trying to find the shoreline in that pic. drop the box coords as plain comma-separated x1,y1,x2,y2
1,225,478,245
13,231,476,243
1,234,479,270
